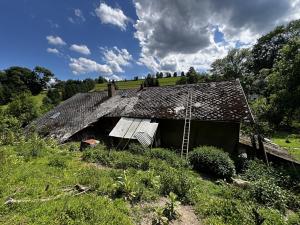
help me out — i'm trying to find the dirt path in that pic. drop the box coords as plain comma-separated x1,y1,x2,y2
136,197,201,225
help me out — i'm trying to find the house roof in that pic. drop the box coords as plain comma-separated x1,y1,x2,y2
30,80,254,142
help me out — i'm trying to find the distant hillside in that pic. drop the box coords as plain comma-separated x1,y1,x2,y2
92,76,181,91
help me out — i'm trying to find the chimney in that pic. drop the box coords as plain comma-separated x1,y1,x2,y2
107,81,116,97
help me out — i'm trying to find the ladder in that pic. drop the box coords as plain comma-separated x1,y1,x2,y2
181,90,193,159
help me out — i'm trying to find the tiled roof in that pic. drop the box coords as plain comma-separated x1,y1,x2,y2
31,80,253,142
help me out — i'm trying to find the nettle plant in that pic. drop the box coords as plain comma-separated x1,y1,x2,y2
112,170,142,202
153,192,181,225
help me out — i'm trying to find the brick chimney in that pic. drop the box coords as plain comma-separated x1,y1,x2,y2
107,81,116,97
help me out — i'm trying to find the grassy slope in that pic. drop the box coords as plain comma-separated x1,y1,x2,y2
1,140,297,224
271,132,300,161
93,77,181,91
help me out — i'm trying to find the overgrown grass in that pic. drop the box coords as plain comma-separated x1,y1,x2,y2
93,77,181,91
1,138,300,224
271,132,300,161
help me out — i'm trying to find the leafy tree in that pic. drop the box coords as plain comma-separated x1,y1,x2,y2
61,79,96,100
143,74,159,87
6,92,38,126
166,72,172,78
133,76,139,81
46,88,61,106
266,37,300,126
173,72,177,77
156,72,163,79
34,66,54,89
97,76,107,84
181,71,185,77
210,48,252,80
252,20,300,74
176,67,200,85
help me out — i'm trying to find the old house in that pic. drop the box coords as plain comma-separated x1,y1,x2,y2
31,80,254,154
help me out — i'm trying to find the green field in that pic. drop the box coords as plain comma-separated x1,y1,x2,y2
271,132,300,161
93,77,181,91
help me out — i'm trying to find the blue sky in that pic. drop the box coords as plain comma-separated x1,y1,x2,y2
0,0,298,80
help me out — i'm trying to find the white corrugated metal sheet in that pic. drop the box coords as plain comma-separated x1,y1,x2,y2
109,117,159,146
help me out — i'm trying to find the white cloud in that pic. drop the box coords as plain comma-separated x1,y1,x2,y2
74,9,85,21
46,35,66,46
69,46,132,77
70,44,91,55
95,3,129,31
69,57,112,75
133,0,298,72
102,46,132,73
104,74,122,81
47,48,60,54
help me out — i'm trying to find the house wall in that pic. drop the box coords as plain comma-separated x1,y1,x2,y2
158,119,240,154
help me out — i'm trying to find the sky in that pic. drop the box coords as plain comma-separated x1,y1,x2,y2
0,0,299,81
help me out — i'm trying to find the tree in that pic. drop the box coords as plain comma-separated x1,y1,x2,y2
176,67,199,85
166,72,172,78
97,76,107,84
173,72,177,77
46,88,61,106
181,71,185,77
252,20,300,74
6,92,38,126
266,37,300,126
134,76,139,81
156,72,163,79
210,48,252,80
143,74,159,87
34,66,54,89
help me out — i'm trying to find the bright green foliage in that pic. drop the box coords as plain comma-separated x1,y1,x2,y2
153,192,180,224
6,92,39,126
158,167,193,202
112,170,142,202
146,148,186,168
189,146,236,179
82,148,150,170
250,178,288,211
0,111,21,145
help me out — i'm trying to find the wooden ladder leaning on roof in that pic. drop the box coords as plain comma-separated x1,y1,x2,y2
181,90,193,160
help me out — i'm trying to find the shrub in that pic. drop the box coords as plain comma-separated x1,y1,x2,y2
112,170,143,202
6,92,39,126
146,148,186,168
189,146,236,179
128,143,149,155
250,178,288,211
48,156,67,168
159,167,193,202
82,149,149,170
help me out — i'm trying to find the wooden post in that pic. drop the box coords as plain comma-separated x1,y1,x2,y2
258,134,269,166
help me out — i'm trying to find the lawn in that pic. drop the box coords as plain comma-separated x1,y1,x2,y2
271,132,300,161
0,137,299,224
93,77,181,91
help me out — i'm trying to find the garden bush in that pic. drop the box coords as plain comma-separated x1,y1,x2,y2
188,146,236,179
128,143,149,155
82,148,149,170
159,166,193,202
250,178,288,212
48,156,67,168
146,148,186,168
